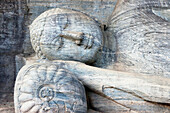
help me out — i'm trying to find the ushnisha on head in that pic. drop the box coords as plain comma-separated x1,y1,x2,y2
30,8,103,63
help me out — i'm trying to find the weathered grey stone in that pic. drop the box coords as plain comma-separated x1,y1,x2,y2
14,55,170,112
0,55,16,92
15,54,38,75
30,8,103,63
88,91,170,113
107,0,170,77
0,0,27,93
2,0,170,112
0,0,26,54
87,91,132,113
24,0,117,67
26,0,117,25
0,0,117,94
45,60,170,104
14,63,87,113
102,88,170,113
15,55,26,76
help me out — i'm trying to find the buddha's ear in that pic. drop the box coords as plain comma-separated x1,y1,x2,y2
56,14,69,30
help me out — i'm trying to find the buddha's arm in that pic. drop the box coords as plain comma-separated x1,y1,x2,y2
51,60,170,104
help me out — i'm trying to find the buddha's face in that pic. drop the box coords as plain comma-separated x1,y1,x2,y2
30,8,103,63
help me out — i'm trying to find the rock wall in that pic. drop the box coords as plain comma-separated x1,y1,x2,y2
0,0,27,92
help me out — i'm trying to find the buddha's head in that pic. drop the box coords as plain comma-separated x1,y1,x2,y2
30,8,103,63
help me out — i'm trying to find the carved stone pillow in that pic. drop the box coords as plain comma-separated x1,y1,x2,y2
14,63,87,113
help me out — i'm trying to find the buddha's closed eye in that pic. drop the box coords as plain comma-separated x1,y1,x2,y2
59,31,94,49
